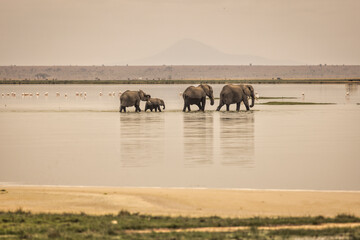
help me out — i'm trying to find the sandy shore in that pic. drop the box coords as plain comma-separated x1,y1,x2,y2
0,186,359,218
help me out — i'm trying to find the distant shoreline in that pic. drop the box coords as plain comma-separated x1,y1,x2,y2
1,78,359,84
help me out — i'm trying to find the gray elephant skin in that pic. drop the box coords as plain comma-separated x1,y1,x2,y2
145,98,166,112
119,90,150,112
182,84,215,112
216,84,255,111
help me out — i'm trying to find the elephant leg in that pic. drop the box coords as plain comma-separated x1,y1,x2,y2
155,107,158,112
243,98,250,111
236,102,240,111
187,105,191,111
196,103,202,111
226,104,230,111
158,106,162,112
183,102,187,112
120,106,122,112
123,107,126,113
216,102,224,111
201,98,206,111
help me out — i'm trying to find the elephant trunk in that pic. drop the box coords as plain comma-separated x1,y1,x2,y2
162,101,165,110
250,93,255,108
209,94,214,106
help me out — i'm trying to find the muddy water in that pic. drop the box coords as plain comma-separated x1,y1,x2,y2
0,84,359,190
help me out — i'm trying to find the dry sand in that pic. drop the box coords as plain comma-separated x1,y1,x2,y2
0,186,359,218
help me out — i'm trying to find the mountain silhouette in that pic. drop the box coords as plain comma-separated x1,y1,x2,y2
132,39,296,65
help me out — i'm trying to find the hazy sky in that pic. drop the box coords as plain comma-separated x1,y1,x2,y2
1,0,360,65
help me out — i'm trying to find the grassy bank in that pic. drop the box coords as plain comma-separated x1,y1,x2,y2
1,210,359,239
0,78,360,84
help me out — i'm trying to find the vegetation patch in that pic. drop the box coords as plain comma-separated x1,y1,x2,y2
260,101,335,105
0,210,359,239
258,96,298,99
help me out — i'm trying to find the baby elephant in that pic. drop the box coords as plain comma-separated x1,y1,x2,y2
145,98,166,112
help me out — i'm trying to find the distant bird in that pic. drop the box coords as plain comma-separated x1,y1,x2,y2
64,93,68,97
108,92,112,96
84,92,87,97
79,92,83,96
6,93,10,96
112,92,115,96
118,91,122,96
36,92,39,96
1,93,4,97
346,91,350,96
99,92,103,96
301,92,305,96
75,92,79,96
29,93,33,97
44,92,49,96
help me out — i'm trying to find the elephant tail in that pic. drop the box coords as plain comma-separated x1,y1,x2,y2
182,93,187,100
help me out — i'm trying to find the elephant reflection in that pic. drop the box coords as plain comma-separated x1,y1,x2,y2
219,112,254,166
119,114,165,167
183,113,213,166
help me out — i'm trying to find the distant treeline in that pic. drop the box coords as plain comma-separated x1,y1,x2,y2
0,79,359,84
1,65,360,81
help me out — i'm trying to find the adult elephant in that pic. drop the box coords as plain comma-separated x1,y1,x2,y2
216,84,255,111
182,84,215,112
145,98,166,112
120,90,150,112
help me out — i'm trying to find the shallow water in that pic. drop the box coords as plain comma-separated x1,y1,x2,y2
0,84,359,190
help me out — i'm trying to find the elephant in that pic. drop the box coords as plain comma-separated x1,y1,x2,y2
145,98,166,112
182,84,215,112
216,84,255,111
119,90,151,112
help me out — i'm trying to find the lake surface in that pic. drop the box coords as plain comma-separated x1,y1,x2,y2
0,84,359,190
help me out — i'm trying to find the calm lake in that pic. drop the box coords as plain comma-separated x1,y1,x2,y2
0,84,359,190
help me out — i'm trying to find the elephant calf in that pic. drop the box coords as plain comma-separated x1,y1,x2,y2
120,90,151,112
145,98,166,112
216,84,255,111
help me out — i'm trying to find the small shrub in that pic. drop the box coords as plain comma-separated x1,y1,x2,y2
118,210,131,216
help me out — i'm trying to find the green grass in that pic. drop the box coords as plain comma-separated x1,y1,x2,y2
214,96,297,100
260,101,335,105
0,210,359,239
128,227,360,240
258,96,298,99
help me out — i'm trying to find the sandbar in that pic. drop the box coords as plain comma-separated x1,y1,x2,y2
0,186,359,218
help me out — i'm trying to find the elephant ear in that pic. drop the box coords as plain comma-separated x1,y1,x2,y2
242,85,251,96
200,84,211,95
